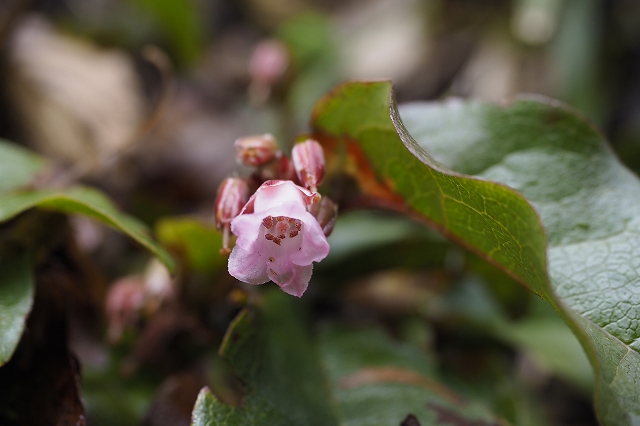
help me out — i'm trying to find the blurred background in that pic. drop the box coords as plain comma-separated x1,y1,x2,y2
0,0,638,425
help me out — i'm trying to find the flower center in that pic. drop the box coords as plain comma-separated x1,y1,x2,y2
262,215,302,246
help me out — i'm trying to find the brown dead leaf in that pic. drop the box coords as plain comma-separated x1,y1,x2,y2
7,15,144,167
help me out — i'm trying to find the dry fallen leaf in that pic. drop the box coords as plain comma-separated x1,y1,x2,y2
7,15,145,168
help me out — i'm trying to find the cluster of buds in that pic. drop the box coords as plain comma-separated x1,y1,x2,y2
214,134,337,297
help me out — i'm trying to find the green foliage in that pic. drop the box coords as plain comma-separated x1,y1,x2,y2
0,254,33,366
191,290,504,426
130,0,205,66
310,81,640,425
191,290,339,426
277,13,342,131
155,216,224,274
318,325,499,426
0,139,174,367
0,140,47,192
0,187,174,272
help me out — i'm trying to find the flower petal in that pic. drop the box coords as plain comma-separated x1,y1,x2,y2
230,212,262,251
290,210,330,265
268,263,313,297
228,244,269,285
253,180,313,211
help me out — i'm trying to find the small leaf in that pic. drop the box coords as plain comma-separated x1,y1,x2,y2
0,186,174,272
0,139,47,192
0,253,33,366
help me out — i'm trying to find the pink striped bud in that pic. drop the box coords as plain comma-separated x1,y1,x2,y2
292,139,325,192
234,134,279,167
215,178,250,255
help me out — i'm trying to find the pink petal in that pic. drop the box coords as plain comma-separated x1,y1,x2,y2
228,245,269,285
268,263,313,297
230,212,262,251
253,180,313,211
290,210,330,265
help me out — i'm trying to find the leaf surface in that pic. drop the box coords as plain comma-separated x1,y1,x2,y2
310,81,640,425
155,217,224,274
0,253,33,366
0,186,174,272
191,290,339,426
0,139,47,192
191,290,503,426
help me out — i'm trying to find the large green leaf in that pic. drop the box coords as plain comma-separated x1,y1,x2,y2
0,253,33,366
191,290,502,426
0,186,174,272
310,81,640,425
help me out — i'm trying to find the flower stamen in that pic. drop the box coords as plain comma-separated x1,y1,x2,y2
262,216,274,229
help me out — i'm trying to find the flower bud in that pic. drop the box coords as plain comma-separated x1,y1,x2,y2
105,275,145,343
292,139,325,192
215,178,250,255
248,40,290,105
307,195,338,237
252,151,296,184
249,40,289,87
234,134,279,167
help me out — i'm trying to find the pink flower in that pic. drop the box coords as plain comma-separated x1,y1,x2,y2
228,180,330,297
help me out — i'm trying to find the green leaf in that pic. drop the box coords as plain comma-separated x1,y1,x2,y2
0,253,33,366
155,216,224,274
318,325,499,426
0,186,174,272
310,81,640,425
0,139,47,193
497,308,594,393
191,290,503,426
131,0,205,66
191,290,339,426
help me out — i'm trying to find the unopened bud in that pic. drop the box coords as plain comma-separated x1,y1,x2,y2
234,134,279,167
307,195,338,237
292,139,325,192
105,276,145,343
215,178,250,228
249,40,289,86
143,259,174,315
215,177,250,255
253,151,296,184
248,40,290,105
